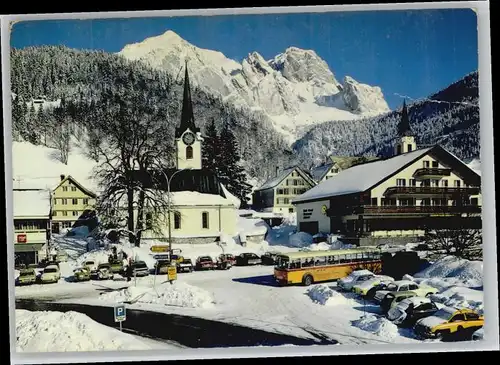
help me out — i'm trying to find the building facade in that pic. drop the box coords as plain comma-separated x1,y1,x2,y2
252,166,316,214
13,189,51,266
292,102,482,246
51,175,97,233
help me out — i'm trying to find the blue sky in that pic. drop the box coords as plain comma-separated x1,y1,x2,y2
11,9,478,110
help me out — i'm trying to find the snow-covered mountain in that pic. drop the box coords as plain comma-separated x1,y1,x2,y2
118,30,390,142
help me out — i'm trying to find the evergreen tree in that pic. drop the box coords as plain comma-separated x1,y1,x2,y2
219,123,252,207
201,118,221,175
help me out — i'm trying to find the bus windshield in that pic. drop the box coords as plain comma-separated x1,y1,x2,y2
275,256,289,269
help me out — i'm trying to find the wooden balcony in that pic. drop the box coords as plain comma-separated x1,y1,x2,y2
413,168,452,179
350,205,481,215
384,186,480,197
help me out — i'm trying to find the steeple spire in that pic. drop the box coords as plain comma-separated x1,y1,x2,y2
397,99,412,137
175,60,200,138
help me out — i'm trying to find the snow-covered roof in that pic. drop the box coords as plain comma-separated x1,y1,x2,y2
310,163,334,182
13,189,51,218
169,191,236,207
293,147,433,203
255,166,315,191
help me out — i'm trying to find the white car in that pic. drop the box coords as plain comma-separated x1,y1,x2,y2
373,280,439,303
352,275,394,297
337,270,381,291
39,265,61,284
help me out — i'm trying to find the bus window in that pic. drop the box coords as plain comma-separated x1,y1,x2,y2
338,254,345,263
327,256,334,264
276,257,289,269
315,256,327,266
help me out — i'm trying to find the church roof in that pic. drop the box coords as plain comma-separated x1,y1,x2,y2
175,62,200,138
128,169,226,198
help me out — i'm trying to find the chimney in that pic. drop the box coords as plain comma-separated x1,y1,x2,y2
60,174,65,181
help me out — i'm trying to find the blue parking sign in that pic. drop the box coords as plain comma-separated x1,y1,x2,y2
114,304,126,322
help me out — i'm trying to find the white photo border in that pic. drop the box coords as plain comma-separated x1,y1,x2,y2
2,1,498,364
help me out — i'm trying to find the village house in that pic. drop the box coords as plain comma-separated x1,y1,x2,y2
13,189,51,266
51,175,97,233
135,64,239,245
310,156,380,184
252,166,317,215
292,102,482,246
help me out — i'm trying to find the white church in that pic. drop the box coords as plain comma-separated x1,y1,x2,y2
137,64,239,244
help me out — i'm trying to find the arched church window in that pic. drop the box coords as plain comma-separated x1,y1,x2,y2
202,212,209,229
174,211,181,229
186,146,193,160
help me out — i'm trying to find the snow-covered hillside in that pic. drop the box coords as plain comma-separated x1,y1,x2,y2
118,30,390,142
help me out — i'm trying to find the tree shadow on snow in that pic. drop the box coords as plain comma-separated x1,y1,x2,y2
232,275,279,287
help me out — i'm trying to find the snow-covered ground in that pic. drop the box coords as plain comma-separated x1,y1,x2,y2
16,309,182,352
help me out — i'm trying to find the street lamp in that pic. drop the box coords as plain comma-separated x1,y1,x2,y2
158,167,191,262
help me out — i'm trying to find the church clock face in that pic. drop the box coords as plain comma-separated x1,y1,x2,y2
182,131,195,146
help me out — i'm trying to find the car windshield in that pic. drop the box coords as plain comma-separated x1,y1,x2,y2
86,261,94,265
433,309,452,321
199,257,211,261
99,265,110,269
44,268,57,273
183,259,192,264
134,262,147,268
20,271,33,276
387,283,398,291
387,308,404,320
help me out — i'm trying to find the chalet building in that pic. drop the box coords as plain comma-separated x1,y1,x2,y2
133,63,238,244
292,101,482,246
13,189,51,266
51,175,97,233
310,156,380,183
252,166,316,214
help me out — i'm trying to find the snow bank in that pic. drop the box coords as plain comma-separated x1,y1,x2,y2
429,286,484,314
16,309,151,352
414,256,483,288
306,285,355,306
99,281,215,309
351,314,400,339
237,216,269,237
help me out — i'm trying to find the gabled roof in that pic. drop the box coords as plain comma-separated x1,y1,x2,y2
254,166,316,192
310,163,335,182
293,145,481,204
54,175,97,198
127,169,226,198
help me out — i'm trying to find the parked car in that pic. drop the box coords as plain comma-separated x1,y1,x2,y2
109,259,124,274
215,254,233,270
39,265,61,284
236,253,262,266
387,297,439,326
352,275,394,297
83,260,97,272
260,251,281,265
90,263,114,280
380,291,418,313
131,260,149,277
337,270,381,292
219,253,236,266
373,280,438,303
73,267,91,282
154,260,171,274
413,307,484,340
177,259,194,273
471,328,484,341
16,268,37,286
195,256,216,270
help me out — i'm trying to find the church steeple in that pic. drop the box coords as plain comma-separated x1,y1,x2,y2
397,99,412,137
394,99,417,156
175,61,200,138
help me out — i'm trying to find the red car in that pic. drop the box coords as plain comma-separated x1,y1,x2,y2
216,254,235,270
195,256,216,271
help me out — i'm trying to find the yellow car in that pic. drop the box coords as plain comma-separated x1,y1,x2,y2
16,268,37,286
413,307,484,339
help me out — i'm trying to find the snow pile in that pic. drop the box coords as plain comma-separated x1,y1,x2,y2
351,314,400,339
237,216,269,237
99,281,215,309
288,232,314,248
306,285,355,306
414,256,483,288
429,286,484,314
16,309,152,352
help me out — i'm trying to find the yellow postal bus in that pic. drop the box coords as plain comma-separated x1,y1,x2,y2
274,248,382,286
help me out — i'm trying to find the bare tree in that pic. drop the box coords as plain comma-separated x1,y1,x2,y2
90,87,174,247
423,228,482,260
